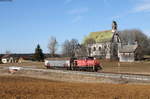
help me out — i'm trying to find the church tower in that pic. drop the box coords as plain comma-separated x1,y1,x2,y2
110,21,121,60
111,21,121,43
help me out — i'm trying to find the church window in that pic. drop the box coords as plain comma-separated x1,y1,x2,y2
93,47,96,51
99,47,101,51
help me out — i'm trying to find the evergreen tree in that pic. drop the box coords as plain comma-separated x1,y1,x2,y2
33,44,44,61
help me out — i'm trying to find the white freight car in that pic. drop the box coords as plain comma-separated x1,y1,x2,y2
44,58,71,69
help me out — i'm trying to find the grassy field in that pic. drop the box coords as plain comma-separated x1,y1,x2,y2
0,76,150,99
101,60,150,74
0,62,150,99
0,62,45,69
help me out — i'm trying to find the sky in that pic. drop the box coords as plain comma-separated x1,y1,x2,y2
0,0,150,53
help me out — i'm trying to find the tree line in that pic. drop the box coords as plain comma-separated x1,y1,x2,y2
33,37,80,61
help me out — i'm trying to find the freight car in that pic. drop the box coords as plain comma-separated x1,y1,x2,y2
44,58,71,69
44,57,102,72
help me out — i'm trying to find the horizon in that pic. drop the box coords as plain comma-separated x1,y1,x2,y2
0,0,150,54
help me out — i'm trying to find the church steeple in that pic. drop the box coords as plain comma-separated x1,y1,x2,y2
110,21,121,60
111,21,120,43
112,21,117,33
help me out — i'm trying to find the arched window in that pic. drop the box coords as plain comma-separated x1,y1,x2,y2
99,47,101,51
93,47,96,51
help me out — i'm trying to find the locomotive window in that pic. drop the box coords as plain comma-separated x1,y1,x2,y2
86,57,94,60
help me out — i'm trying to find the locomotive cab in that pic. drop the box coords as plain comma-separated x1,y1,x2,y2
73,57,102,72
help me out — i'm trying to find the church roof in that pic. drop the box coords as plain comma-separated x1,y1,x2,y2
119,45,138,53
84,30,113,43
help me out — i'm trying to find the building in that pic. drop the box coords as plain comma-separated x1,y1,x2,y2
87,21,121,59
118,44,138,62
1,54,19,64
86,21,139,62
87,42,111,59
1,54,34,64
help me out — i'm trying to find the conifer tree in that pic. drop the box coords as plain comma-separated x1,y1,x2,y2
33,44,44,61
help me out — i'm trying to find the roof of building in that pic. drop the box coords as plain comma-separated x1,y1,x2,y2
84,30,123,44
2,54,12,58
119,45,138,53
1,54,34,59
83,30,113,43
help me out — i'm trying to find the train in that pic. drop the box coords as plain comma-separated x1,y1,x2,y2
44,57,102,72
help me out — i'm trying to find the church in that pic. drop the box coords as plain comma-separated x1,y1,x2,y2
87,21,139,62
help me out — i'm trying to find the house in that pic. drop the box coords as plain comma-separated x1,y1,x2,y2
0,55,3,63
1,54,35,64
118,44,138,62
1,54,19,64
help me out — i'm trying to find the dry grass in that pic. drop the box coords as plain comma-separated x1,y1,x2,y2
101,60,150,74
1,76,150,99
0,62,45,69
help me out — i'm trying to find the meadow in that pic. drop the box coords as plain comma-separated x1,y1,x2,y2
101,60,150,74
0,61,150,99
0,76,150,99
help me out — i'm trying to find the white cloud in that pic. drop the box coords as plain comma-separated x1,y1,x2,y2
132,1,150,13
68,8,89,15
134,3,150,12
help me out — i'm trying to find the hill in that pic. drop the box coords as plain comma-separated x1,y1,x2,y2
83,30,113,43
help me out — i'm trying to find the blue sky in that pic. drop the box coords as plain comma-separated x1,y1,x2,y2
0,0,150,53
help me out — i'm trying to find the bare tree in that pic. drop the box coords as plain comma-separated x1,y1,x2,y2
75,44,88,57
62,39,78,57
48,36,58,57
70,39,78,57
62,40,71,57
120,29,150,56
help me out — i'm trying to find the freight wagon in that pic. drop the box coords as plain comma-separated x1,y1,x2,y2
44,57,102,72
44,58,71,69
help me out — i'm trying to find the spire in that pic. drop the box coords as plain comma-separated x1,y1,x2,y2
112,21,117,33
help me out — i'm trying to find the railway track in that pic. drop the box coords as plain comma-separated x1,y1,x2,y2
2,66,150,82
21,68,150,82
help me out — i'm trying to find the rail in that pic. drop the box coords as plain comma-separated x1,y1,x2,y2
2,66,150,82
21,68,150,81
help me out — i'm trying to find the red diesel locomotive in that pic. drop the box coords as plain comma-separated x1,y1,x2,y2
45,57,102,72
73,57,102,72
